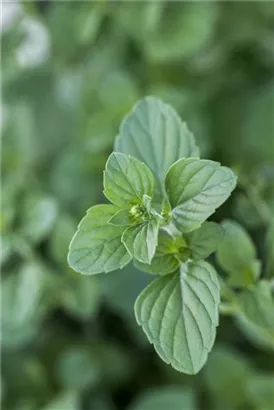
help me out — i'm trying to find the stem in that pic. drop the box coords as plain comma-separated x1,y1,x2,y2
219,303,238,315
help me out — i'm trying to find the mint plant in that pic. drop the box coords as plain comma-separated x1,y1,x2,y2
68,96,238,375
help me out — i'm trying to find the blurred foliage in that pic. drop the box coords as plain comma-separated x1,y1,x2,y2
1,1,274,409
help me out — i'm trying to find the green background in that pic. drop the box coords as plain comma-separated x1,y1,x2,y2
1,1,274,409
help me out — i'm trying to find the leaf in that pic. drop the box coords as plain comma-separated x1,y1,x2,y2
1,263,51,348
247,374,274,409
134,229,180,275
68,204,132,275
235,281,274,351
61,275,101,319
165,158,237,232
129,387,197,410
49,214,77,265
115,97,199,200
108,208,134,227
135,260,220,374
204,346,253,410
185,222,224,260
56,346,100,390
122,218,159,264
20,195,58,244
216,220,261,287
103,152,155,207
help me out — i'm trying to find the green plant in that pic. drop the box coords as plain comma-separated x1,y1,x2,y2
68,96,239,375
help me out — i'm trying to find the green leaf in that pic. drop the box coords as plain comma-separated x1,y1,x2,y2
247,374,274,409
108,208,134,227
20,195,58,244
165,158,237,232
216,220,261,287
204,346,253,410
115,97,199,200
134,229,180,275
185,222,224,260
129,387,197,410
122,218,159,264
68,204,132,275
235,281,274,351
56,347,100,390
135,260,220,374
1,263,51,348
103,152,155,207
61,275,101,319
266,217,274,278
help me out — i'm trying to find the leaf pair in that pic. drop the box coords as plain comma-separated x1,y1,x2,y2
135,222,225,276
68,153,160,274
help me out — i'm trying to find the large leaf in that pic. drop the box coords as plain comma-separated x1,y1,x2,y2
122,218,159,264
235,281,274,351
115,97,199,199
185,221,224,260
165,158,237,232
134,229,180,275
135,260,220,374
216,220,261,287
104,152,155,207
68,205,132,275
129,387,197,410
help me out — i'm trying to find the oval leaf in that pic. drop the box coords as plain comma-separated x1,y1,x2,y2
103,152,155,207
115,97,199,199
135,260,220,374
165,158,237,232
185,221,224,260
134,229,180,275
68,205,132,275
122,218,159,264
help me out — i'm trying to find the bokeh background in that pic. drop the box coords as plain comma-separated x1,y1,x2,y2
1,1,274,410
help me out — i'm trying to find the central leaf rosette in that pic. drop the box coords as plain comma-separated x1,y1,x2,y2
68,96,238,375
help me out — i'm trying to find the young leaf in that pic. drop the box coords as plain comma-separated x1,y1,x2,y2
134,229,180,275
165,158,237,232
216,220,261,287
68,205,132,275
115,97,199,198
135,260,220,374
108,208,134,227
185,221,224,260
103,152,155,207
122,218,159,264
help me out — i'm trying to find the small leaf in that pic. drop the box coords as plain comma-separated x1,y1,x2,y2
68,205,132,275
122,218,159,264
129,387,197,410
235,281,274,351
103,152,154,207
115,97,199,200
134,229,180,275
185,222,224,260
216,220,260,287
165,158,237,232
135,260,220,374
108,208,134,227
